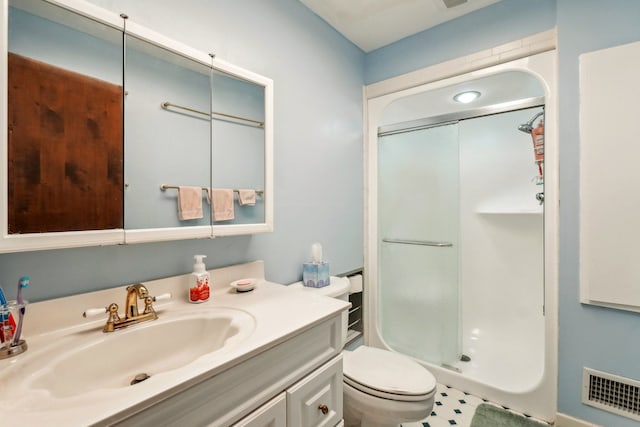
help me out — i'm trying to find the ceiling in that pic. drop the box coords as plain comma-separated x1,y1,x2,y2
299,0,502,52
378,71,544,127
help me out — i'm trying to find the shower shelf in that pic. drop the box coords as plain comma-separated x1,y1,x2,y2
475,194,543,215
476,207,542,215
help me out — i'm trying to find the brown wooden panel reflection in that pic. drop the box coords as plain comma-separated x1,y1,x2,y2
8,53,123,233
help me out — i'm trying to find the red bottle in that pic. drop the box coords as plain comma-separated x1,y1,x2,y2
531,119,544,178
188,255,211,303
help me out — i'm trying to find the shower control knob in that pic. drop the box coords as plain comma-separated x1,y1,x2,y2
536,192,544,205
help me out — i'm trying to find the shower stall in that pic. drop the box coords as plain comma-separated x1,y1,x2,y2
365,52,558,422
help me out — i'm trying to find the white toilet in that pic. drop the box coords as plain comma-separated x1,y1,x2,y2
290,277,436,427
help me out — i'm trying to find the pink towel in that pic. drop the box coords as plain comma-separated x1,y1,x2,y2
209,188,234,221
178,186,203,220
238,189,256,206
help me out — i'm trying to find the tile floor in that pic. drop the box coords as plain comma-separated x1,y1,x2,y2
401,383,549,427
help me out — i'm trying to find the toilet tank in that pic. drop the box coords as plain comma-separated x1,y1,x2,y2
289,276,351,346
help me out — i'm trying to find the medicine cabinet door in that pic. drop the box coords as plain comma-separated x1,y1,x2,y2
2,0,125,252
122,32,212,243
210,69,269,234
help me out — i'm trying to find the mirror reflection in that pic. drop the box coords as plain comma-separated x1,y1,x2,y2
8,0,123,233
211,71,266,225
123,35,211,229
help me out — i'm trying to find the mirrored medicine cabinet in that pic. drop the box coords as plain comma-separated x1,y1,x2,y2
0,0,274,253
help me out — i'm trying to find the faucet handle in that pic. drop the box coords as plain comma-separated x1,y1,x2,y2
142,293,172,315
83,304,121,321
83,293,170,317
153,293,171,303
83,303,121,332
83,307,108,318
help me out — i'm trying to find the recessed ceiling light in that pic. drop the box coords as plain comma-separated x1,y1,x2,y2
453,90,481,104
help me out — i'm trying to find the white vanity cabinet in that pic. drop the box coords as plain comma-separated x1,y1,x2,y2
232,355,342,427
106,312,345,427
286,355,343,427
230,393,286,427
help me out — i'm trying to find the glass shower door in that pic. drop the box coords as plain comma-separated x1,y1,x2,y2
378,123,460,366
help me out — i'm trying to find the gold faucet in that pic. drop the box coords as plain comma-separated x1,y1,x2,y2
102,284,159,332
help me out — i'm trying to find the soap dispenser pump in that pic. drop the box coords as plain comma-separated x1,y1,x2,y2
189,255,210,303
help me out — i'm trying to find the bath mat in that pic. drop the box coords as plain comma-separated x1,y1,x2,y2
470,403,546,427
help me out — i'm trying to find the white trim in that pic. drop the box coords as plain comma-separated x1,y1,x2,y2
366,28,556,99
212,223,273,238
42,0,123,29
0,229,124,253
1,0,9,248
124,21,212,67
556,413,602,427
263,78,275,234
123,226,211,244
363,30,558,422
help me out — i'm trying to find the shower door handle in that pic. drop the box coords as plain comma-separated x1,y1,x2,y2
382,238,453,247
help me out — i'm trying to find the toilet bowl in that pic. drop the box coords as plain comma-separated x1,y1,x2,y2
290,277,436,427
343,345,436,427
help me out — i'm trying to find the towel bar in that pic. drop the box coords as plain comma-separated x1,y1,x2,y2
382,238,453,247
161,101,264,127
160,184,264,196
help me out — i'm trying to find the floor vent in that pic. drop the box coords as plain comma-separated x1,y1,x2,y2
583,367,640,421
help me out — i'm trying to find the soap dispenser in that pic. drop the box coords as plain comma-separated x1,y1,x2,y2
189,255,211,303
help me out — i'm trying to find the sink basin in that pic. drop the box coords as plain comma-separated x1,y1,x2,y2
20,307,255,398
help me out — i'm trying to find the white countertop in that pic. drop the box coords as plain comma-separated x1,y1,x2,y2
0,261,349,426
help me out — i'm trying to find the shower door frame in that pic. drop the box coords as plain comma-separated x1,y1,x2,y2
363,45,558,422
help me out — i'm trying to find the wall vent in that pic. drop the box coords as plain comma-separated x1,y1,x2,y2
583,367,640,421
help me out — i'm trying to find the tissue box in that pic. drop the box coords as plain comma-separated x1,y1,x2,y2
303,262,330,288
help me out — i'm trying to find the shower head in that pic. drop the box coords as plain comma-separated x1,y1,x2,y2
518,123,534,133
518,110,545,134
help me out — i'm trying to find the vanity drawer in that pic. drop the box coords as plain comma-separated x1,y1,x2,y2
286,355,343,427
230,393,286,427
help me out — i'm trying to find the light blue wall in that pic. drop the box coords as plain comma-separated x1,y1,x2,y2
0,0,365,301
365,0,556,84
8,7,122,83
368,0,640,425
556,1,640,426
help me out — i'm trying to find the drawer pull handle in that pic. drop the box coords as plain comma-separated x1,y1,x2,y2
318,404,329,415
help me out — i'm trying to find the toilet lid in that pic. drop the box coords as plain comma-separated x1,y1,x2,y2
288,276,350,298
343,346,436,401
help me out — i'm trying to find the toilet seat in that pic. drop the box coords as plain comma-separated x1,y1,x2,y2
343,346,436,402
